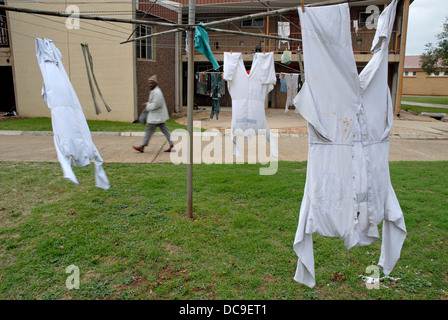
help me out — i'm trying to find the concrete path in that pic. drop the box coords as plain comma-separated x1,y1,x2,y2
1,109,448,163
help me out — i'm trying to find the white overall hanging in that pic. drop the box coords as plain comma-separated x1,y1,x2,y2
292,0,405,288
35,38,110,190
223,52,278,158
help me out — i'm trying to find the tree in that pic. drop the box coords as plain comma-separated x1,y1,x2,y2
420,16,448,74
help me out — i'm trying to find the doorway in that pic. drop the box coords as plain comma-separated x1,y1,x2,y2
0,66,16,113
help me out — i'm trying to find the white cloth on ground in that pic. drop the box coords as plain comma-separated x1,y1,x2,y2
223,52,278,158
292,0,405,288
35,38,110,190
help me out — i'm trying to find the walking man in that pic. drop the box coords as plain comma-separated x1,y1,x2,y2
133,75,174,153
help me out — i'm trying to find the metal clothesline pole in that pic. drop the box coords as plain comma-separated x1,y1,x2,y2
187,0,195,220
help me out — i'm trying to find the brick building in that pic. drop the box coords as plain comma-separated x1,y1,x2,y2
402,55,448,96
1,0,412,121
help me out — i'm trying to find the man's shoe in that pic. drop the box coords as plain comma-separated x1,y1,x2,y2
164,145,174,152
133,146,144,153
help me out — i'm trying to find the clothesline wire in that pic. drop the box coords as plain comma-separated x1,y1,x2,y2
5,0,308,11
274,61,302,73
1,12,127,40
30,12,132,38
2,15,119,40
4,13,126,42
2,13,183,47
127,0,159,41
256,0,301,30
0,18,182,50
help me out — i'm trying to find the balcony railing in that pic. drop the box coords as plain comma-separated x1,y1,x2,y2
0,16,9,47
199,30,399,55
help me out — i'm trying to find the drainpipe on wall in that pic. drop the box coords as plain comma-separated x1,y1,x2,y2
395,0,410,116
174,6,183,113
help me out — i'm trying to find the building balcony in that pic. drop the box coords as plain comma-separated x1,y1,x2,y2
185,30,401,64
0,13,9,47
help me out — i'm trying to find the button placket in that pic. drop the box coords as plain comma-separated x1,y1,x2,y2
351,144,359,222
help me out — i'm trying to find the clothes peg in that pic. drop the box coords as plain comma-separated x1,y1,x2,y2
301,0,305,13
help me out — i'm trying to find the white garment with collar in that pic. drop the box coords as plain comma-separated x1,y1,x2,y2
292,0,405,288
223,52,278,157
35,38,110,190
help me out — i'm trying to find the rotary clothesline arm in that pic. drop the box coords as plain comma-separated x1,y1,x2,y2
206,27,301,43
120,25,301,45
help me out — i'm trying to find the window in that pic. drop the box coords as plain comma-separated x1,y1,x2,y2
404,71,417,77
241,18,264,28
359,10,382,27
427,71,446,76
359,12,371,26
136,25,153,60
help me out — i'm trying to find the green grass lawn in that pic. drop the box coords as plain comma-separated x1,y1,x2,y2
400,95,448,115
401,104,448,115
0,161,446,300
0,117,187,132
402,96,448,105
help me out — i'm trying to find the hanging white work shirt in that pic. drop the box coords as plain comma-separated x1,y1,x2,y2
223,52,278,157
292,0,405,288
35,38,110,190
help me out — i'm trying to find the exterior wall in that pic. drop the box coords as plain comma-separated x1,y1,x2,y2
136,26,176,116
403,71,448,96
203,12,302,54
6,0,137,122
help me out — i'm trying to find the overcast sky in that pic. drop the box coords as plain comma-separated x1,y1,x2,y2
405,0,448,56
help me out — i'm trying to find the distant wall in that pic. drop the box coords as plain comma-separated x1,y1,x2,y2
403,71,448,96
136,28,176,116
7,0,137,121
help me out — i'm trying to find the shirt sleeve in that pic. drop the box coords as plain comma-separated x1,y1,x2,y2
223,52,240,81
258,52,277,85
